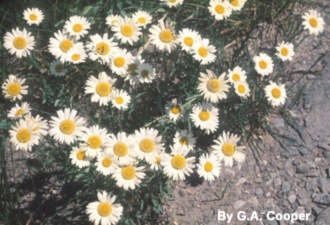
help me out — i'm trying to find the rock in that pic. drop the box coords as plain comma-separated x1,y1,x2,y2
297,191,310,205
281,182,291,193
178,190,185,197
312,193,330,205
295,206,305,214
234,200,246,210
317,178,330,193
327,168,330,178
288,194,296,204
314,207,330,225
255,188,263,197
274,177,282,188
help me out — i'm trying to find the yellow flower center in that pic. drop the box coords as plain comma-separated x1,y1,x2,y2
59,40,73,53
138,17,147,24
206,79,221,93
183,37,193,47
215,4,225,14
169,0,176,2
15,109,25,117
88,135,102,149
230,0,239,7
55,64,64,73
198,47,208,58
120,25,133,37
171,155,186,170
139,138,155,153
159,30,174,43
97,202,112,217
259,60,267,69
59,119,75,135
96,82,111,97
204,162,213,172
127,63,138,75
115,96,124,104
271,88,281,99
102,157,112,167
121,166,136,180
141,69,150,78
155,157,161,164
280,47,288,56
222,143,235,156
198,111,210,121
237,84,246,94
179,137,188,145
73,23,83,33
96,42,110,55
13,37,27,50
232,73,240,82
309,17,318,28
71,54,81,61
113,142,128,157
111,20,118,24
29,14,38,21
76,151,85,160
114,57,126,68
171,106,180,115
7,83,21,96
16,128,31,143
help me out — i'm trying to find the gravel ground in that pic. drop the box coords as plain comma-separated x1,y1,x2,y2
162,6,330,225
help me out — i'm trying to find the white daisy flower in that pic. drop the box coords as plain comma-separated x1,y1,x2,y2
276,42,294,61
264,81,287,107
111,89,131,110
112,17,141,45
211,131,246,167
8,102,31,119
162,147,195,181
302,9,325,35
80,125,110,158
69,146,90,168
3,28,35,58
113,165,145,190
227,66,247,84
86,191,123,225
85,72,117,106
96,153,118,176
146,151,167,171
87,33,118,64
132,11,152,28
109,49,134,76
198,70,229,103
173,130,196,151
234,81,250,98
165,99,183,122
136,62,156,83
209,0,232,21
23,8,44,26
161,0,184,8
134,127,164,162
66,43,87,64
149,20,177,52
25,114,48,137
253,53,274,76
124,56,144,86
192,38,216,65
106,132,136,165
229,0,247,11
190,103,219,134
48,30,78,62
105,14,122,30
2,75,28,101
49,108,86,145
9,118,39,151
178,28,201,52
64,15,91,39
197,153,221,181
50,60,67,77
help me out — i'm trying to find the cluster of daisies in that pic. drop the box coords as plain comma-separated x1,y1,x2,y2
2,1,326,224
